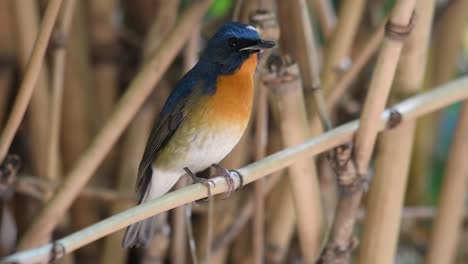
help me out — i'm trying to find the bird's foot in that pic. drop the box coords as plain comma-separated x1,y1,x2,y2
210,164,243,199
184,167,215,204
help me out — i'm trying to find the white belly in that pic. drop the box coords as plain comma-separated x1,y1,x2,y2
147,126,244,200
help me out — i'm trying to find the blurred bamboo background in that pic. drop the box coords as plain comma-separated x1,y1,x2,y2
1,0,468,263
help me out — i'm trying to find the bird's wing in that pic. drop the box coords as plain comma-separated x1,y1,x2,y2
135,78,205,202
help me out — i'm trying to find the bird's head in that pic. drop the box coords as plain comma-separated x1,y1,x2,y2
200,22,276,75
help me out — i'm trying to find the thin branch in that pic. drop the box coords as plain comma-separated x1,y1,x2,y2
0,0,63,164
17,0,213,250
4,76,468,264
308,0,336,39
47,0,77,182
321,0,366,94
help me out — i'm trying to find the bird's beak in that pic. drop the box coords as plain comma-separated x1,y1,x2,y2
240,40,276,52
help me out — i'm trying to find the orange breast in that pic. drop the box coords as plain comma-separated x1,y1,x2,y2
206,54,257,126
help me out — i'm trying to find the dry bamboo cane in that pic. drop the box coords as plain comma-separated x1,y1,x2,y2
319,1,417,263
265,176,296,263
172,10,195,264
17,0,213,250
0,0,14,130
47,0,77,188
321,0,366,94
409,0,468,205
426,102,468,263
265,57,324,264
358,1,435,263
308,0,336,39
277,0,326,126
15,175,135,203
0,0,62,164
9,0,54,179
249,10,279,264
4,75,468,264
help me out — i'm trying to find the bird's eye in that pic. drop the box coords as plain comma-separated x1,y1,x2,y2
228,38,239,49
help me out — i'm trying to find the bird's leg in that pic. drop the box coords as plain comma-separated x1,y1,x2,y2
184,167,215,202
210,164,244,199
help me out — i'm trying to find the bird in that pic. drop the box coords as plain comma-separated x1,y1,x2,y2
122,22,275,248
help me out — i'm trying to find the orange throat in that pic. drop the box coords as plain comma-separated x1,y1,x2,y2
208,54,258,127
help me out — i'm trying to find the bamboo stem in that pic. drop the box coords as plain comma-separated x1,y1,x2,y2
319,1,417,263
5,76,468,264
10,0,55,178
16,0,213,250
358,1,434,263
321,0,366,94
426,104,468,262
308,0,336,38
0,0,14,130
0,0,62,165
265,57,324,263
47,0,77,182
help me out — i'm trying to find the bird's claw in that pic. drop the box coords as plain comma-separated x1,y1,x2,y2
211,164,244,199
184,167,215,204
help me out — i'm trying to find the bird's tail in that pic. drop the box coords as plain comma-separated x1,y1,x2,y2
122,177,156,248
122,215,157,248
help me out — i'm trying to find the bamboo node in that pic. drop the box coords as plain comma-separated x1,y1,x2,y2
385,11,416,41
0,154,21,197
50,30,67,50
387,109,403,129
318,237,358,264
49,241,66,263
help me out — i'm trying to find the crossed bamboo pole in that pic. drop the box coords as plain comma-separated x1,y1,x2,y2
4,76,468,264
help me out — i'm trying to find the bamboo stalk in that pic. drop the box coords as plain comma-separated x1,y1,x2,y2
5,75,468,264
265,176,296,263
321,0,366,94
308,0,336,38
17,0,213,250
265,57,324,263
277,0,327,127
319,1,417,263
428,119,468,264
15,175,135,203
0,0,62,164
9,0,56,178
358,1,434,263
172,12,195,264
47,0,77,183
0,0,14,130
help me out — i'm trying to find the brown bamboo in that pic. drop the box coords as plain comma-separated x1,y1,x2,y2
15,175,135,203
17,0,213,250
321,0,366,94
319,1,417,263
265,57,324,263
265,176,296,263
425,2,468,263
47,0,77,183
358,1,434,263
409,0,468,204
9,0,55,178
172,14,195,264
308,0,336,38
0,0,14,130
428,120,468,264
426,103,468,263
88,0,120,192
5,75,468,264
